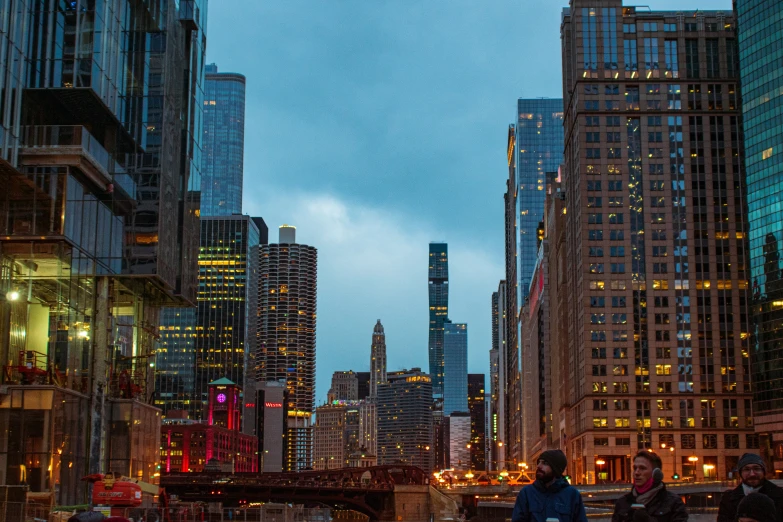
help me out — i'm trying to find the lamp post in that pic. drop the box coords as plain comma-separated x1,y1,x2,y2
661,443,678,480
596,459,606,484
688,456,699,478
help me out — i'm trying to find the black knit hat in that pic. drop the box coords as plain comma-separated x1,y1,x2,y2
737,492,776,522
540,449,568,477
737,453,766,473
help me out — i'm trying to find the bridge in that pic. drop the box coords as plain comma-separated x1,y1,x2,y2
160,466,459,522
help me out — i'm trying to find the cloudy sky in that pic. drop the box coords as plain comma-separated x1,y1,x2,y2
206,0,731,404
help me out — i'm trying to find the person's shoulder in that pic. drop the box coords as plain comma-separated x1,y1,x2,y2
762,480,783,498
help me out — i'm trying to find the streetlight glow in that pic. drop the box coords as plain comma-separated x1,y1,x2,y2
5,290,19,302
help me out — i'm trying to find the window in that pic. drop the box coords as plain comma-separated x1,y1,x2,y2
655,330,671,341
617,438,631,446
589,247,604,256
606,131,621,142
685,39,699,78
612,296,626,307
643,38,659,74
594,417,609,428
587,181,602,191
687,84,702,110
587,148,601,159
653,280,669,290
610,230,625,241
606,116,621,126
605,84,619,95
653,263,668,274
595,438,610,446
611,313,627,324
591,333,607,344
654,296,669,307
655,313,670,324
667,84,681,110
615,417,631,428
589,280,605,290
608,197,623,207
624,39,638,76
591,314,606,324
611,263,626,274
610,281,627,290
651,213,665,223
588,214,603,224
610,246,625,256
650,181,665,191
614,382,629,393
726,40,738,78
585,100,599,110
655,364,672,375
664,23,677,32
623,24,636,34
585,84,599,95
589,263,605,274
586,132,601,143
613,346,628,358
643,22,658,32
587,197,603,207
648,116,662,126
705,39,719,78
652,229,666,240
684,22,697,32
608,147,622,158
609,181,623,191
594,399,609,410
703,434,718,449
681,434,696,449
588,230,604,240
708,84,722,110
626,87,640,110
591,296,606,307
586,116,601,126
664,40,678,78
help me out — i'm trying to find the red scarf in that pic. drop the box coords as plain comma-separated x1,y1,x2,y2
635,476,654,495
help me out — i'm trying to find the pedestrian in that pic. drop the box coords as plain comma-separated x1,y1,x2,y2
511,449,588,522
736,492,777,522
718,453,783,522
612,450,687,522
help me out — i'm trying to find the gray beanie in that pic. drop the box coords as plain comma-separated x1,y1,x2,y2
737,453,766,473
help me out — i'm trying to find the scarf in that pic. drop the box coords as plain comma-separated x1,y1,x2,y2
633,482,664,506
742,483,761,496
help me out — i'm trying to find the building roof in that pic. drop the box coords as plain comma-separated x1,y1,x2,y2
208,377,236,386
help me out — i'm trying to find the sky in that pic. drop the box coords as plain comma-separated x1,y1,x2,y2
205,0,732,405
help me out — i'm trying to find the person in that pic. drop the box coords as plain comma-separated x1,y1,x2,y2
511,449,588,522
612,451,687,522
737,492,777,522
718,453,783,522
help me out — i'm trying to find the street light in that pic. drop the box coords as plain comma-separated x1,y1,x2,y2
688,456,699,477
5,290,20,302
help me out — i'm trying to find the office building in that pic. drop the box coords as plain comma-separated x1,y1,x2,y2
357,372,371,400
201,64,247,216
468,374,487,471
736,0,783,474
443,323,469,415
560,1,752,483
446,413,472,469
495,281,509,469
313,401,363,470
257,225,318,470
0,0,204,505
377,368,433,472
359,400,378,457
370,320,387,398
329,371,359,401
516,99,565,300
428,243,449,397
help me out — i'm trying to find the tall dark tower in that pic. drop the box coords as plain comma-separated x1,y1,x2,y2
257,225,318,471
370,320,387,399
428,243,449,397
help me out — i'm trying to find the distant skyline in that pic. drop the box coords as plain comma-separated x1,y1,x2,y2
205,0,732,403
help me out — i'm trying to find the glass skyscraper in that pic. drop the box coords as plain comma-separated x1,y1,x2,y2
443,322,468,415
201,64,246,216
428,242,449,396
516,99,564,299
737,0,783,463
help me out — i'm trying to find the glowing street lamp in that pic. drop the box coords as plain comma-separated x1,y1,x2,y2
500,470,509,478
596,459,606,466
688,456,699,463
5,290,20,302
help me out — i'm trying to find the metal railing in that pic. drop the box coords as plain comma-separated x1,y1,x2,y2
20,126,135,199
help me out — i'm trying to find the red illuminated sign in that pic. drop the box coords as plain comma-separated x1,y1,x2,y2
245,403,256,408
264,402,282,408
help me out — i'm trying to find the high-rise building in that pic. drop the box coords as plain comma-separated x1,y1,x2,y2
503,123,523,464
313,401,363,470
157,216,261,422
495,281,509,469
377,368,433,472
0,0,205,505
428,243,449,397
560,1,752,483
516,99,565,300
201,64,247,216
370,320,387,399
736,0,783,473
443,322,468,415
257,225,318,470
329,371,359,401
257,381,289,473
468,374,487,471
357,372,371,400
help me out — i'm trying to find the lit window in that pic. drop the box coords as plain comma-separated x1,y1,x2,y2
762,147,773,160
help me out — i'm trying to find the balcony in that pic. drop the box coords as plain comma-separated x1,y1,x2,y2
19,125,136,200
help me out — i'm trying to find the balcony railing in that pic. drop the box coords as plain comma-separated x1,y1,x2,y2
20,125,136,199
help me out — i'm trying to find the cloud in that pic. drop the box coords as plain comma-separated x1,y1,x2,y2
245,192,503,403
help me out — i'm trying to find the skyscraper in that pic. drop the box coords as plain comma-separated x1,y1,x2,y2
428,243,449,397
468,374,487,471
495,281,509,469
736,0,783,469
377,368,433,472
201,64,247,216
258,225,318,470
559,1,751,483
443,322,468,415
329,371,359,401
370,319,387,399
0,0,204,505
516,99,565,300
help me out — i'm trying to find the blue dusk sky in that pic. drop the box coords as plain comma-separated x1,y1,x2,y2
205,0,731,404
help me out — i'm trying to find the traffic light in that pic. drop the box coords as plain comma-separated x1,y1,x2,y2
672,474,680,480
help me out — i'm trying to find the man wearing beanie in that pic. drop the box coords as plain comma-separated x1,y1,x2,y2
737,492,777,522
717,453,783,522
511,449,587,522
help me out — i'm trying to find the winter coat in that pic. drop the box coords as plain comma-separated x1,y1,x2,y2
612,485,688,522
717,480,783,522
511,478,589,522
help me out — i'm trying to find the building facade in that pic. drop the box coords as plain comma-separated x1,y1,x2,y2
0,0,205,505
495,280,509,469
313,401,363,470
468,373,487,471
257,225,318,470
377,369,433,472
201,64,246,216
443,322,469,415
329,371,359,401
736,0,783,475
447,413,472,469
370,319,387,399
560,1,752,484
516,99,565,300
428,243,449,397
